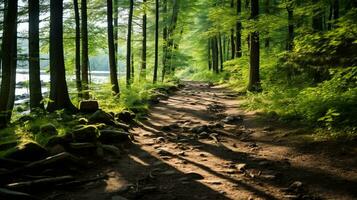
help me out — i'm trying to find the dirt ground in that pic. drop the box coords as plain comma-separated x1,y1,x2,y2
43,81,357,200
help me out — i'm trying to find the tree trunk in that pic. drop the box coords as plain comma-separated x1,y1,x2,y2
312,0,323,31
81,0,89,99
264,0,270,48
114,0,119,58
287,3,294,51
47,0,77,112
333,0,339,20
162,0,168,82
236,0,242,57
247,0,261,92
141,0,147,80
107,0,120,94
218,33,223,72
153,0,159,83
0,0,17,127
29,0,43,110
212,37,219,74
126,0,134,85
230,0,235,59
73,0,82,99
208,39,212,71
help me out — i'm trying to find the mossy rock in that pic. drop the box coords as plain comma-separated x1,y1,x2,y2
5,142,49,161
72,125,98,143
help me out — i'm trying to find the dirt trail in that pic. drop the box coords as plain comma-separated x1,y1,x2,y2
53,81,357,200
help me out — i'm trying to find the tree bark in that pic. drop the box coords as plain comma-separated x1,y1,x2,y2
141,0,147,80
47,0,77,112
208,39,212,71
247,0,261,92
107,0,120,94
230,0,235,59
287,2,294,51
312,0,323,31
126,0,134,85
236,0,242,57
74,0,82,99
114,0,119,58
0,0,18,127
162,0,168,82
153,0,159,83
218,33,223,72
81,0,89,99
29,0,43,110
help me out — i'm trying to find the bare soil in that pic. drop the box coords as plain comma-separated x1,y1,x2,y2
44,81,357,200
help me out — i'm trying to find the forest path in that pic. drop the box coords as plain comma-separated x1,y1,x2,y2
66,81,357,200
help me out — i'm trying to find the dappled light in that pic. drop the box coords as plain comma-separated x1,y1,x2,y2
0,0,356,199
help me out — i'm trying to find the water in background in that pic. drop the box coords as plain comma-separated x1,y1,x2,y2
0,69,112,105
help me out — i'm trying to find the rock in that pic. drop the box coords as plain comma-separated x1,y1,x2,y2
161,123,180,131
179,172,204,181
79,100,99,113
5,142,48,161
176,151,186,156
98,130,130,144
88,110,115,125
116,110,135,123
40,123,58,136
289,181,303,192
69,143,96,149
102,145,121,156
78,118,88,125
222,115,243,124
198,131,209,139
263,126,275,132
237,163,247,172
157,149,172,157
48,144,66,155
46,135,73,147
72,125,98,143
154,137,166,143
191,125,209,134
111,195,128,200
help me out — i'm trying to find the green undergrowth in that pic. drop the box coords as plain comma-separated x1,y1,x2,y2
181,53,356,140
0,80,179,157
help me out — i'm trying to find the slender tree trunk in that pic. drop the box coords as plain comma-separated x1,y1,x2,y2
114,0,119,58
107,0,120,94
0,0,17,127
153,0,159,83
29,0,43,110
212,37,219,74
218,33,223,72
166,0,180,75
162,0,168,82
126,0,134,85
73,0,82,98
141,0,147,80
312,0,323,31
247,0,260,92
132,52,134,79
81,0,89,99
287,6,294,51
230,0,235,59
208,39,212,71
333,0,339,20
264,0,270,48
236,0,242,57
47,0,77,112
